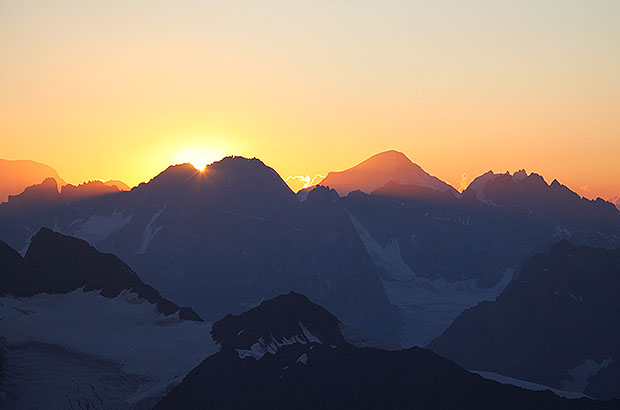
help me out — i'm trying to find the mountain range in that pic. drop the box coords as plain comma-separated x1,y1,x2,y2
4,234,616,408
0,158,129,204
2,149,620,407
1,152,619,349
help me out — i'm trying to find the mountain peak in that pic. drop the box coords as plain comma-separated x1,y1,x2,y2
365,150,411,163
317,150,457,196
211,291,346,355
0,158,66,203
4,228,201,320
5,177,61,206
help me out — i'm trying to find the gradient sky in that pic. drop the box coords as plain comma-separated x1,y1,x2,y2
1,0,619,198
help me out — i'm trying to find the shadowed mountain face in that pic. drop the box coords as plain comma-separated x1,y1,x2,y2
341,170,620,346
211,292,348,354
154,292,617,410
60,180,123,202
0,159,65,203
0,157,401,345
429,241,620,400
317,150,458,196
0,228,200,320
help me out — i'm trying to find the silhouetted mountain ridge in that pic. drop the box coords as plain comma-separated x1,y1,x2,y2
0,228,200,320
0,159,65,203
0,156,401,345
1,153,619,348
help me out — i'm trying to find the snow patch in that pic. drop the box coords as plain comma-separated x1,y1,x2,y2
236,334,308,360
73,211,132,244
299,322,322,343
296,353,308,364
136,205,167,254
475,371,590,399
235,322,323,360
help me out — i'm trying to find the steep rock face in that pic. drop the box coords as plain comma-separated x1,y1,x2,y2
318,150,457,196
429,241,620,398
0,157,401,345
0,241,23,292
154,292,618,410
0,229,200,320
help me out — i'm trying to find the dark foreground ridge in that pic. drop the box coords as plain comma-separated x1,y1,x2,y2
0,228,200,320
155,292,618,410
430,240,620,400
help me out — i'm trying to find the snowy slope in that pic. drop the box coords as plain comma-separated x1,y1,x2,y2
0,289,218,409
349,212,512,347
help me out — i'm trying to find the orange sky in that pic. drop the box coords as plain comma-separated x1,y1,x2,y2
1,1,619,199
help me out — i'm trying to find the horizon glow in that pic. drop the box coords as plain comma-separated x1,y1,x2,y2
1,1,619,199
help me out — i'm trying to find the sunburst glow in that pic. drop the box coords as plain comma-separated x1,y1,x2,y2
176,148,224,171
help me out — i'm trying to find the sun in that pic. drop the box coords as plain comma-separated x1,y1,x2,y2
176,148,224,171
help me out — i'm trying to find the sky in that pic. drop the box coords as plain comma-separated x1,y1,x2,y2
1,0,619,198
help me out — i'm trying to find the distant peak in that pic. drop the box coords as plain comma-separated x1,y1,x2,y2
526,172,548,186
512,169,528,180
6,177,61,203
364,150,412,164
319,150,456,196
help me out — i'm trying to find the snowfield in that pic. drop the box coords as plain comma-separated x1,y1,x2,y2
349,212,513,347
0,289,218,409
